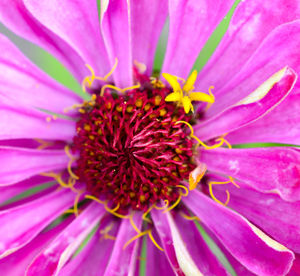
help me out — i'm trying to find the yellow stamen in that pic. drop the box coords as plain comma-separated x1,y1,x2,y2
142,205,154,223
180,212,200,221
65,145,79,180
176,121,225,150
73,190,83,216
208,180,231,206
35,139,54,150
176,185,189,197
148,230,164,251
129,214,141,234
85,194,105,204
154,200,169,210
104,203,129,219
163,194,182,213
82,58,119,92
100,83,141,97
123,230,150,250
189,163,207,190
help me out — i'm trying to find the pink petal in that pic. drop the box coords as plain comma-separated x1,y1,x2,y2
194,67,297,140
200,147,300,201
0,97,76,141
145,228,175,276
0,0,92,81
0,147,69,186
0,218,71,276
162,0,235,78
204,20,300,117
26,202,105,276
183,190,294,276
196,0,300,93
213,179,300,253
101,0,133,87
227,92,300,144
23,0,110,79
0,188,74,259
288,254,300,275
103,212,142,276
59,217,119,276
131,0,168,75
151,209,184,275
173,211,229,275
0,34,81,114
0,175,52,204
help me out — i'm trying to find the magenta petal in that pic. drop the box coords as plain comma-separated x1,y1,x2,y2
59,217,119,276
0,34,81,113
0,188,74,258
131,0,168,75
162,0,235,78
196,0,300,92
288,254,300,276
0,97,76,141
173,212,229,275
151,209,184,276
103,212,142,276
226,92,300,144
183,190,294,276
146,228,175,276
0,0,92,81
0,147,69,186
23,0,110,78
204,20,300,117
0,175,52,204
0,218,71,276
101,0,133,87
26,202,105,276
200,147,300,201
213,179,300,253
194,67,297,140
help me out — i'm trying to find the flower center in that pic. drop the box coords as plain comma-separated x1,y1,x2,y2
72,78,196,213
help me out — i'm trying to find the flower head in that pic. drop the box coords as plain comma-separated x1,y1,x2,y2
1,0,300,275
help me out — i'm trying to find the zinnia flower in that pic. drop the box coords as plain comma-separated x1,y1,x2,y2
1,0,300,275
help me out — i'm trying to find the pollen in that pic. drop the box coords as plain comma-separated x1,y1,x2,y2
72,79,196,213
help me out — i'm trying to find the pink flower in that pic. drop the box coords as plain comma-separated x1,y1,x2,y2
0,0,300,275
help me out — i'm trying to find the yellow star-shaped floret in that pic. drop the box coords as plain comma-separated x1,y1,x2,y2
163,70,215,113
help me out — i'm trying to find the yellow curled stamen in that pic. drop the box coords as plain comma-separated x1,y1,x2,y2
35,139,54,150
129,214,141,234
100,83,141,97
229,176,240,188
180,212,200,221
176,185,189,197
104,203,129,219
154,200,169,210
163,194,181,213
123,230,150,250
65,145,79,180
208,180,231,206
148,230,164,251
176,121,225,150
73,190,83,216
85,194,105,204
142,205,154,223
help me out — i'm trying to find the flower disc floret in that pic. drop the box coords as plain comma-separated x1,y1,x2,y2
73,83,196,212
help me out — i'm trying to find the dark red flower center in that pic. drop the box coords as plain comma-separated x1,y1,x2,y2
72,78,196,213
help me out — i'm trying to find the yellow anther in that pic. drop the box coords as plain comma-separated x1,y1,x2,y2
135,99,143,107
154,95,162,106
159,108,167,117
163,70,215,113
